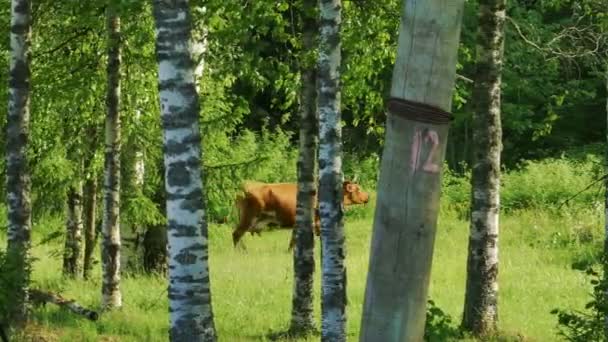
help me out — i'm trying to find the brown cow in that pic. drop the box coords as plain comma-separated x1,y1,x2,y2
232,180,370,250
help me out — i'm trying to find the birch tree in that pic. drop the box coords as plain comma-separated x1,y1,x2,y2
152,0,217,340
462,0,507,335
359,1,465,340
289,0,318,336
317,0,347,340
101,1,123,310
62,177,84,277
6,0,33,326
604,61,608,339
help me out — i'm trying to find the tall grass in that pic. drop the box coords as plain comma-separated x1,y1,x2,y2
4,156,605,341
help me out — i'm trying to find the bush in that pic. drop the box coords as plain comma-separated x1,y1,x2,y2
424,299,461,341
552,265,608,342
440,164,471,218
203,127,298,223
438,156,602,216
501,156,602,212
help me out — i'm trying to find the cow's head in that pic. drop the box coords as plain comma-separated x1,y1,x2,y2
342,180,370,205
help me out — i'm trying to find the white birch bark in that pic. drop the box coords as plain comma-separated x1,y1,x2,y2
101,3,122,310
6,0,33,325
318,0,347,341
152,0,217,340
604,64,608,338
63,180,84,277
289,0,318,334
462,0,507,335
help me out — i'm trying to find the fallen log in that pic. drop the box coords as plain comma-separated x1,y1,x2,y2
30,289,98,321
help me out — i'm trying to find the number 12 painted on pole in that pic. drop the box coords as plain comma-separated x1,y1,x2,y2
410,127,441,174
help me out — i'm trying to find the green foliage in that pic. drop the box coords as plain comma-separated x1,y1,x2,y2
439,157,604,217
203,128,298,222
11,204,597,341
501,156,602,211
552,266,608,342
440,164,472,218
0,249,9,322
424,299,461,342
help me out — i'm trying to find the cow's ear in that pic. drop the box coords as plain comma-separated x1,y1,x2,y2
344,182,355,193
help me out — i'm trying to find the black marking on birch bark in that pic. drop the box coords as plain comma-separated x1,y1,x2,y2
164,135,202,155
168,223,199,237
174,249,199,265
166,161,199,187
9,61,30,88
168,288,210,303
13,0,28,14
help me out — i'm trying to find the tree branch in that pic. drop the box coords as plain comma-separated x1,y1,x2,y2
30,289,99,321
205,156,269,170
34,28,93,58
506,15,608,63
558,173,608,210
456,74,474,83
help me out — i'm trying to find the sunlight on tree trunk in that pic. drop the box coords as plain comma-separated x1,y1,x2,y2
152,0,217,340
101,2,122,310
462,0,507,335
359,1,465,341
6,0,33,326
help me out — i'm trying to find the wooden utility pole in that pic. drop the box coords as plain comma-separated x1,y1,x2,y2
359,1,465,341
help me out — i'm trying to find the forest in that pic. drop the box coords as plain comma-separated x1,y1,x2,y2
0,0,607,341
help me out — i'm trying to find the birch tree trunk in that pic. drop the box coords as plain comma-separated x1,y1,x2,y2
317,1,347,340
289,0,318,335
461,0,507,335
121,109,146,273
6,0,33,325
359,1,465,341
603,64,608,339
83,178,98,280
101,3,122,310
152,1,217,340
63,180,84,277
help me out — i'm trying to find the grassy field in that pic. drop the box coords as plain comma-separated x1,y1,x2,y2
13,196,602,341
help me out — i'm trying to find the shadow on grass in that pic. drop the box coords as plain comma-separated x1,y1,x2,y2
265,327,320,341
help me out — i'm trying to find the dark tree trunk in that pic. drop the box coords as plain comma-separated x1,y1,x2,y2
101,2,122,310
462,0,507,335
604,61,608,341
83,178,98,280
289,0,318,336
6,0,33,326
142,224,168,275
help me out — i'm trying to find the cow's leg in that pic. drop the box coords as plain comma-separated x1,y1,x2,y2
233,197,258,247
232,227,248,247
233,215,259,247
288,229,296,252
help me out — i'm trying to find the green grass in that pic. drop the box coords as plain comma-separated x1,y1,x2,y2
13,200,601,341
